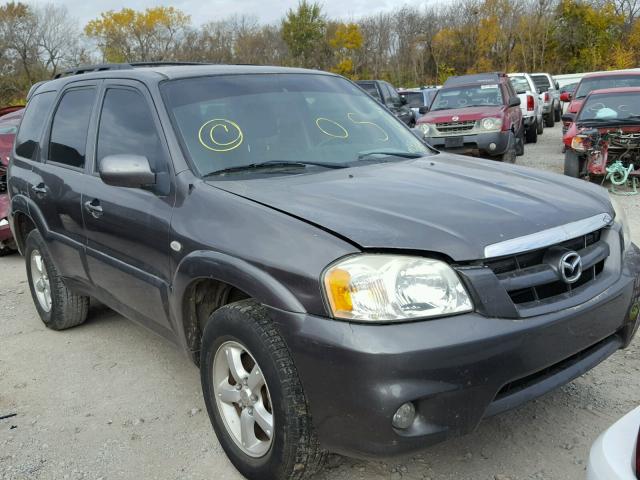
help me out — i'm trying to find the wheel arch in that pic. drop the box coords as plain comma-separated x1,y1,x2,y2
173,250,306,364
10,194,43,254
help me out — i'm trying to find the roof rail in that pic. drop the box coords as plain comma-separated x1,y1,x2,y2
54,61,213,79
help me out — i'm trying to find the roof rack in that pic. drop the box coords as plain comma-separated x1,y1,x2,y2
443,72,505,87
54,61,212,79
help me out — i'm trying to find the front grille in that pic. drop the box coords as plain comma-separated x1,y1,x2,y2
483,230,607,306
435,121,475,135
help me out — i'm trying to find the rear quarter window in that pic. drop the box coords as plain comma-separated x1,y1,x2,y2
15,91,56,160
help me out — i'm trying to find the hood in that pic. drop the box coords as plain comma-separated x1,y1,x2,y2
568,99,584,113
419,106,504,124
207,154,612,261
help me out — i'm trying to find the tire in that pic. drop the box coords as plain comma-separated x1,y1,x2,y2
515,128,525,156
544,111,555,128
554,102,561,122
525,122,538,143
500,133,517,163
25,229,89,330
537,117,544,135
200,299,326,480
563,150,581,177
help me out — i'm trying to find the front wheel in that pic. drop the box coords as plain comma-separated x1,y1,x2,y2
554,102,562,122
500,133,517,163
200,300,326,480
537,117,544,135
564,149,581,177
526,122,538,143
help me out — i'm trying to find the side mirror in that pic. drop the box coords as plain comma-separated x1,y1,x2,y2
418,106,430,114
561,112,576,124
99,154,156,188
508,97,521,107
560,92,572,102
400,96,408,105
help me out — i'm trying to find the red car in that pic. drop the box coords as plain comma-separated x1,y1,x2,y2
0,107,23,255
417,73,524,162
560,71,640,134
562,87,640,179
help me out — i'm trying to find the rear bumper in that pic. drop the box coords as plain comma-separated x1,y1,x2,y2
426,130,510,156
270,245,640,458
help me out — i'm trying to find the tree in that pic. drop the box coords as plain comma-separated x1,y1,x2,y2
85,7,190,62
329,23,363,77
281,1,326,67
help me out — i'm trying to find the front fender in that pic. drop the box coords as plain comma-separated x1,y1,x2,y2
172,249,306,315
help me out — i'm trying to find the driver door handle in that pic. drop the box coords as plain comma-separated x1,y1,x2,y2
31,183,48,196
84,199,103,219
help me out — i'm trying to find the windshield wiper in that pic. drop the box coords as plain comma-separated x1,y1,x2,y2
357,150,425,161
204,160,347,177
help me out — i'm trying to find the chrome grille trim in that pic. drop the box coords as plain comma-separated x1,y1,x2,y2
483,213,613,258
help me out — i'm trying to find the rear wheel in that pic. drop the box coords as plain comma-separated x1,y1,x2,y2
516,128,525,156
537,117,544,135
200,299,326,480
563,149,581,177
544,111,555,128
554,102,562,122
25,230,89,330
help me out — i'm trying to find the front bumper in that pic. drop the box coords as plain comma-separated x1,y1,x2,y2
270,245,640,458
426,130,510,156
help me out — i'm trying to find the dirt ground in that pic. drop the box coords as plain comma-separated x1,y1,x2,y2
1,123,639,480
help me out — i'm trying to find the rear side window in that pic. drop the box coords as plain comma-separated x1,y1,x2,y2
48,88,96,168
97,88,165,172
15,92,55,160
531,75,551,91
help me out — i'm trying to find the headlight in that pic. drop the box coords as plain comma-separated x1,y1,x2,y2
571,135,587,151
419,122,435,136
323,254,473,322
479,117,502,131
610,195,631,251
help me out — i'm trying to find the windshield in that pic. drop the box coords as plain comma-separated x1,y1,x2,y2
531,75,550,91
401,92,425,108
161,74,430,176
431,84,503,110
577,92,640,123
509,76,530,94
575,75,640,99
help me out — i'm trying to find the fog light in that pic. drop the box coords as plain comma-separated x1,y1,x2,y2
489,143,497,151
392,402,416,429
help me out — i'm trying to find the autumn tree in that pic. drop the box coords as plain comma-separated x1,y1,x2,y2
85,7,190,62
328,23,363,77
281,1,326,68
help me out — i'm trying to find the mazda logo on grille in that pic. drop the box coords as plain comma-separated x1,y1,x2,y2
560,251,582,284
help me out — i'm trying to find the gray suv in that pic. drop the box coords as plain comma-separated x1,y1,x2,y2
8,63,640,480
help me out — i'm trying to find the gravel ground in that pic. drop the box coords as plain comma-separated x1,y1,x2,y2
1,123,639,480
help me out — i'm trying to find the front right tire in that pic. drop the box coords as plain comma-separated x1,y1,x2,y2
200,299,326,480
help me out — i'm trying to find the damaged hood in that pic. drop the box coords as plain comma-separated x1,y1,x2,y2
208,153,612,261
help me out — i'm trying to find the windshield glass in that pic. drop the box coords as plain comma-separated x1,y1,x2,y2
161,74,430,176
509,76,530,94
401,91,425,108
575,75,640,99
531,75,550,91
577,92,640,122
431,84,503,110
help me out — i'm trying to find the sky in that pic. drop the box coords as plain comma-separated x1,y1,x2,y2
35,0,426,27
